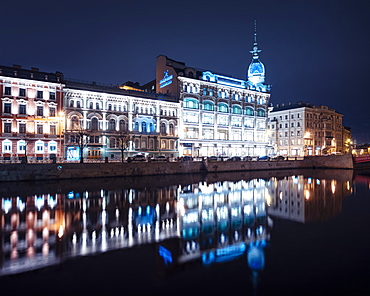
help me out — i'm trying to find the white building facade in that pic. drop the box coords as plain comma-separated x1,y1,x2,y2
0,65,64,162
63,81,180,161
268,102,344,156
154,29,271,158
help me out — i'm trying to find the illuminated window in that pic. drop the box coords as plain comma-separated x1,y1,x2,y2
218,103,228,113
203,101,214,111
184,98,199,109
2,140,12,152
232,105,242,114
245,107,254,116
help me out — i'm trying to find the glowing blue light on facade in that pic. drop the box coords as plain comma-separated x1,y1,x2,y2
159,70,173,88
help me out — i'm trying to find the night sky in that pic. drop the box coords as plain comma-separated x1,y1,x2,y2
1,0,369,142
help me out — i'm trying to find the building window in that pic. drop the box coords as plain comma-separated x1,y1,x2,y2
109,137,116,148
109,119,116,131
257,109,266,117
2,140,12,153
4,87,11,96
50,125,56,135
4,103,11,113
203,101,214,111
17,141,26,153
91,118,99,130
19,104,26,115
232,105,242,114
4,123,11,133
160,123,166,134
203,88,207,95
37,124,43,134
37,91,43,99
89,102,93,109
169,123,174,135
141,121,147,132
96,103,99,110
245,107,254,116
184,98,199,109
49,108,56,117
218,103,228,113
77,101,81,108
19,88,26,97
36,141,44,152
70,100,74,108
119,120,126,132
49,92,56,100
297,131,301,136
49,142,57,152
19,123,26,134
37,106,44,116
108,104,112,111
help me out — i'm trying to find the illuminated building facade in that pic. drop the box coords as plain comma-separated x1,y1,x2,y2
63,81,180,161
0,65,64,162
268,102,345,156
155,29,271,157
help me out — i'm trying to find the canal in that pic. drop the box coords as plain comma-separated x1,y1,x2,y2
0,169,369,295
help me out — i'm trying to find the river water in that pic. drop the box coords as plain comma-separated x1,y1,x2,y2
0,169,369,295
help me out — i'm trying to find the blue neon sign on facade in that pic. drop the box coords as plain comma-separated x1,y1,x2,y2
159,70,173,88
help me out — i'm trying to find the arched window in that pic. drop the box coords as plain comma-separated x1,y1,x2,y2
203,101,214,111
245,107,254,116
108,104,112,111
134,122,139,131
69,100,74,108
119,120,126,131
160,122,166,134
141,121,147,133
257,109,266,117
184,98,199,109
109,137,116,148
169,123,174,135
89,102,93,109
71,116,79,129
109,119,116,131
91,118,99,130
218,103,229,113
232,105,242,114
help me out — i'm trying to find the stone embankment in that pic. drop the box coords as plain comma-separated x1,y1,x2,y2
0,154,354,182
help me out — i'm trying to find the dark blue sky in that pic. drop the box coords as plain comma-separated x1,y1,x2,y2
1,0,369,142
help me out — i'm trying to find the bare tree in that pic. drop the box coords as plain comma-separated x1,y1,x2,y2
117,131,131,163
69,128,89,163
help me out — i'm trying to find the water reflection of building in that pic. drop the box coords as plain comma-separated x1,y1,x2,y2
267,175,353,223
0,173,353,277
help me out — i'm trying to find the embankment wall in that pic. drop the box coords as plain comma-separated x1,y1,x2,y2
0,154,354,182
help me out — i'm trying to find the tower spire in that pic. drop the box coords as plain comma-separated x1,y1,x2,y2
250,20,261,59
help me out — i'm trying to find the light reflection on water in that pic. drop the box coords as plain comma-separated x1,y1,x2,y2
0,170,370,295
0,169,354,281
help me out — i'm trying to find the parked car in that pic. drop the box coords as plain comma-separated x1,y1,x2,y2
132,154,146,162
152,155,167,161
208,156,218,161
227,156,242,161
242,156,253,161
182,156,192,161
258,155,270,161
273,155,285,161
